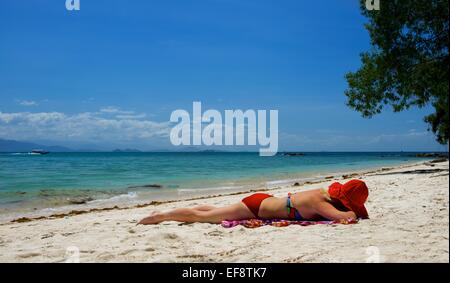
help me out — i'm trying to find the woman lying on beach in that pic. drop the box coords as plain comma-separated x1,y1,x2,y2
138,179,369,225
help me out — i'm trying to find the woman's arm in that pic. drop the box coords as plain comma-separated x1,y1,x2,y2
313,201,357,221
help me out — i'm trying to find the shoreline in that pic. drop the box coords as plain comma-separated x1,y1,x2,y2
0,152,439,222
0,159,448,262
2,159,439,224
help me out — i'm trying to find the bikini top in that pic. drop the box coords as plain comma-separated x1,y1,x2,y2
287,193,304,220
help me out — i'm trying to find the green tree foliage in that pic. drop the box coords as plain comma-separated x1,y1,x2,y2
345,0,449,144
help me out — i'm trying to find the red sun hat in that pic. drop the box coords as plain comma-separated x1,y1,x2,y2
328,179,369,219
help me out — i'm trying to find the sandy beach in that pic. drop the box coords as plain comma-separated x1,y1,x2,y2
0,160,448,263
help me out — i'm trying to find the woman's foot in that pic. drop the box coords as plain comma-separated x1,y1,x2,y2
138,211,165,225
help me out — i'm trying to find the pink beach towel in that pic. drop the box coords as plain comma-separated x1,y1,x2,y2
221,218,359,228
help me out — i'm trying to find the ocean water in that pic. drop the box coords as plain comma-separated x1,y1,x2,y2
0,152,429,218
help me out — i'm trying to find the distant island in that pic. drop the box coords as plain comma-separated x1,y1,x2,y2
282,152,305,156
112,148,142,153
0,138,73,153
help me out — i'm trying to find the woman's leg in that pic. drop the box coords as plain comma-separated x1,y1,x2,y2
192,204,217,211
138,202,254,225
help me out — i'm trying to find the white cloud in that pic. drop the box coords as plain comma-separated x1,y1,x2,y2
0,109,171,144
0,112,65,124
0,107,441,151
100,106,134,115
115,113,147,120
17,100,38,106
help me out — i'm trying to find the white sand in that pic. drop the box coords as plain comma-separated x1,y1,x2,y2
0,161,448,263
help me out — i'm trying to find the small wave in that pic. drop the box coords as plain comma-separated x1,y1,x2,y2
178,185,247,193
265,179,296,186
265,177,317,187
39,207,59,213
88,192,138,204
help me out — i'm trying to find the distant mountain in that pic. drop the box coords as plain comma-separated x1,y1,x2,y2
170,146,230,152
0,138,73,152
198,149,230,153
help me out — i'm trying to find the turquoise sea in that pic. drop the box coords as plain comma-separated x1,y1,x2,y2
0,152,431,218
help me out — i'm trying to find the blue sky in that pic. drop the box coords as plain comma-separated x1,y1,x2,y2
0,0,446,151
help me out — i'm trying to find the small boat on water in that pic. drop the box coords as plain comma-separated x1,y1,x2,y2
29,149,50,155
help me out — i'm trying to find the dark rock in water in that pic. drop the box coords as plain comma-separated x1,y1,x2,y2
143,184,163,188
325,176,334,179
293,182,300,186
414,152,449,158
128,184,163,189
283,152,305,156
68,197,94,205
430,158,449,163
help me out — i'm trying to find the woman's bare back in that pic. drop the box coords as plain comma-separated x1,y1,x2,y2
258,189,325,220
